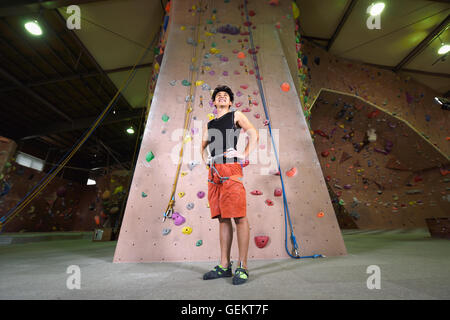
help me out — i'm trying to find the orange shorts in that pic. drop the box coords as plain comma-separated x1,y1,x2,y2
208,163,246,219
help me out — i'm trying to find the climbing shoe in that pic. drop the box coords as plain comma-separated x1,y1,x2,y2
203,263,232,280
232,267,249,285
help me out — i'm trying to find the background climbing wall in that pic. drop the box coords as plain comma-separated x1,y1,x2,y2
310,89,449,229
113,0,347,263
299,40,450,156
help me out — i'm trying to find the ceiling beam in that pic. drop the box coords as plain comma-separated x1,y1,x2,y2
0,0,109,17
18,108,145,140
0,66,73,123
326,0,358,52
393,14,450,72
0,63,152,93
362,62,450,78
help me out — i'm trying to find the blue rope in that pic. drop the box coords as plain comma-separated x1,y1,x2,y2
243,1,323,259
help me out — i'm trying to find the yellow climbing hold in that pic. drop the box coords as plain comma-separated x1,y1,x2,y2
196,80,204,86
207,113,215,120
205,32,213,37
207,202,210,208
339,124,345,129
180,26,186,30
178,192,185,198
181,171,188,177
182,226,193,235
210,48,220,54
292,1,300,19
184,135,192,143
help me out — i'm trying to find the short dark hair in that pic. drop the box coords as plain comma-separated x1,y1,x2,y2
212,85,234,103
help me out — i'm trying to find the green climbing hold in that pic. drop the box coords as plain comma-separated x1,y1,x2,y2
331,156,336,161
227,39,231,43
182,80,191,86
196,240,203,246
339,199,345,206
212,9,217,14
142,192,147,198
211,42,216,48
153,47,159,54
206,19,213,24
146,151,155,162
162,114,169,122
304,96,308,103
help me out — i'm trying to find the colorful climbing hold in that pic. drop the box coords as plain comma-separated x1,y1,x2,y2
317,212,324,218
281,82,290,92
196,240,203,246
265,199,274,206
162,228,171,236
237,51,246,59
197,191,205,199
250,190,263,195
146,151,155,162
255,236,269,248
141,192,147,198
182,80,191,86
274,188,282,197
286,167,297,177
178,192,185,198
182,226,193,235
172,212,186,226
162,114,169,122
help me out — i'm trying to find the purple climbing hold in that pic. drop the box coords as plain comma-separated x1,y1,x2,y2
172,212,186,226
197,191,205,199
344,184,352,189
209,70,215,76
223,71,229,76
220,56,229,62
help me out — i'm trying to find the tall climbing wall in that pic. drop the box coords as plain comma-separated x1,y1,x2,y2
113,0,347,263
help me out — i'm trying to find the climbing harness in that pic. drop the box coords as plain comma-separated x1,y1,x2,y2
207,150,244,186
242,1,323,259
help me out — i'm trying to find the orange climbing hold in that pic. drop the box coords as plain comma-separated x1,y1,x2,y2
286,167,297,177
237,51,246,59
317,212,324,218
281,82,290,92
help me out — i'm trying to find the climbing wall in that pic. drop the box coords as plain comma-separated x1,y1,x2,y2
310,89,449,229
113,0,347,263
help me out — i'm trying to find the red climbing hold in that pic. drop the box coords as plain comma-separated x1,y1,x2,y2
240,84,248,89
321,150,329,157
274,188,282,197
368,110,380,119
243,21,252,27
251,190,263,195
265,199,274,206
255,236,269,248
241,159,250,168
249,10,256,16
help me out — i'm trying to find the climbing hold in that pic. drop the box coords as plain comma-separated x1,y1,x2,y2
275,22,281,29
240,85,249,90
186,202,195,210
237,52,246,59
281,82,290,92
178,192,185,198
182,226,193,235
286,167,297,177
317,212,324,218
146,151,155,162
250,190,263,195
182,80,191,86
321,150,329,157
344,184,352,189
172,212,186,226
162,114,169,122
94,215,100,225
265,199,274,206
102,190,111,200
248,10,256,16
254,236,269,248
241,159,250,167
169,80,177,86
196,240,203,246
163,228,171,236
274,188,282,197
113,186,123,195
292,1,300,19
141,192,147,198
222,71,229,76
207,113,215,120
195,80,204,86
181,171,188,177
338,199,345,206
197,191,205,199
188,160,199,170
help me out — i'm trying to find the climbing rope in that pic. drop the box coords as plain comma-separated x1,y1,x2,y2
242,1,323,259
163,0,207,222
0,33,155,231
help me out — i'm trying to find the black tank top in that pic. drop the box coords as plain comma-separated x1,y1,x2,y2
207,111,241,164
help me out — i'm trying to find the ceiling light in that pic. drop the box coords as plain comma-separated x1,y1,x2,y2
87,179,96,186
126,127,135,134
438,43,450,55
369,2,385,16
24,20,42,36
